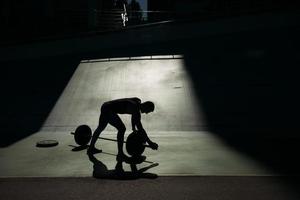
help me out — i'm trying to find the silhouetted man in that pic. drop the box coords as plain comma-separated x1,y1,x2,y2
87,97,158,162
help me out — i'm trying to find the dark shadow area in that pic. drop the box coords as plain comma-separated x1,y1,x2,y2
70,142,159,178
70,144,89,152
1,0,298,45
88,153,158,180
182,26,300,174
0,56,80,147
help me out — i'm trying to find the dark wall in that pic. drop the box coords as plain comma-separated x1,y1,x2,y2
180,24,300,173
0,56,80,147
183,28,300,137
2,0,299,44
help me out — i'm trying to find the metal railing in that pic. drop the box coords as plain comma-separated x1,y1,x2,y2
0,1,298,45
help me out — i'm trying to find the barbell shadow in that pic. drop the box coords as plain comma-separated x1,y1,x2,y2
100,151,157,165
69,144,158,166
88,153,159,180
71,125,159,177
69,144,89,152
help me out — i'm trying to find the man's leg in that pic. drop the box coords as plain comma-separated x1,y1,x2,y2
108,114,130,161
87,112,108,154
117,125,126,157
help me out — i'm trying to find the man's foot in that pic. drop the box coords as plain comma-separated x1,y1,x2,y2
87,147,102,155
115,162,125,174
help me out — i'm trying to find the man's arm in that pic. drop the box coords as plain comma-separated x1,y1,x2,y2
131,106,158,150
141,129,158,150
131,112,158,150
131,111,143,132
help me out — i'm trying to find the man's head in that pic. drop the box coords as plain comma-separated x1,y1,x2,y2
140,101,155,114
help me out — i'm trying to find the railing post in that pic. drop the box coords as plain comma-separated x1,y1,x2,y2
88,0,97,30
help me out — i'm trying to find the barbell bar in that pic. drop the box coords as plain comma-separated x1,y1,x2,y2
71,125,151,156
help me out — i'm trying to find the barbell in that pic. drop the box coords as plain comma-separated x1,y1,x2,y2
71,124,151,157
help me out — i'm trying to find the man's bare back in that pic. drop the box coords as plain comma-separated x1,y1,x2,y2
102,97,141,114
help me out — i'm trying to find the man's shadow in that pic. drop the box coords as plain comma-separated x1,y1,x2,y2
87,152,159,180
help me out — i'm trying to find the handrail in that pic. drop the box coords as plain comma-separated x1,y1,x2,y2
1,4,298,46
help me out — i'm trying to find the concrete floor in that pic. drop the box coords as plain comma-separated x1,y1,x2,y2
2,177,299,200
0,57,272,177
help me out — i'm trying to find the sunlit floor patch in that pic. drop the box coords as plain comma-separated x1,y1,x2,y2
0,130,271,177
42,55,205,132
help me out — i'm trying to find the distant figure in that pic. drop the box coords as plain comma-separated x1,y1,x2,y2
87,97,158,162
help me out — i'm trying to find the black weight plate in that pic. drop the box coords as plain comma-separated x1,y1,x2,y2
36,140,59,148
126,131,146,156
74,125,92,146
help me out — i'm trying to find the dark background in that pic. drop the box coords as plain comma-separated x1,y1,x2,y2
0,0,300,179
1,0,298,44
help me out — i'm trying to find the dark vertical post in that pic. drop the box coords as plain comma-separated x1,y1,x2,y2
44,0,54,18
1,0,10,26
88,0,97,30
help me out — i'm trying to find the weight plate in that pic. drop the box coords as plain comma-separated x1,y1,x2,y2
74,125,92,146
126,131,146,156
36,140,59,148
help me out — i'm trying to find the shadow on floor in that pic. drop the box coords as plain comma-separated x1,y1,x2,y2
182,27,300,175
88,153,158,180
69,143,159,179
0,56,80,147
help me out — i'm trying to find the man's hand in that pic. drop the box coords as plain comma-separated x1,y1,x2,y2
148,141,158,150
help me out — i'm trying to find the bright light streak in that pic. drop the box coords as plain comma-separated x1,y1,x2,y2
42,55,206,132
